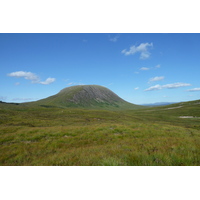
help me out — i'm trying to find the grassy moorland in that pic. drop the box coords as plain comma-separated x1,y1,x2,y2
0,100,200,166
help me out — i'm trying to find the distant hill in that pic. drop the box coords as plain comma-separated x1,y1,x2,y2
141,102,178,107
25,85,143,110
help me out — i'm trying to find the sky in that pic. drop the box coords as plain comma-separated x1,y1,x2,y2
1,33,200,104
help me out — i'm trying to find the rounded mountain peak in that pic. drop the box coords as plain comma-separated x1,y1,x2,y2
58,85,125,105
34,85,141,110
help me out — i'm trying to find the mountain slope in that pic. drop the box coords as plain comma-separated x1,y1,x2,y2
28,85,142,110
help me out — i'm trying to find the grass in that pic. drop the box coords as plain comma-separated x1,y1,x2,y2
0,101,200,165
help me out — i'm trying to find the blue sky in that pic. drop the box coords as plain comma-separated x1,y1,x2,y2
1,33,200,104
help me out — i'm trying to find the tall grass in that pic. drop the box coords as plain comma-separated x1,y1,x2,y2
0,103,200,165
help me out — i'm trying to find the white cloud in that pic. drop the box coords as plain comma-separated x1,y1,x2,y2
140,51,151,60
67,81,84,86
122,42,153,59
109,35,120,42
15,82,20,86
145,82,191,91
187,88,200,92
67,82,74,86
134,87,139,90
162,83,191,89
40,78,56,85
8,71,39,83
155,64,161,68
8,71,56,85
149,76,164,83
145,84,162,91
138,64,161,72
140,67,150,71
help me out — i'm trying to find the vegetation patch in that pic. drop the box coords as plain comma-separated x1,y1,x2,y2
0,99,200,166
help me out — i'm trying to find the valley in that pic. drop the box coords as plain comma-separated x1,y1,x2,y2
0,85,200,166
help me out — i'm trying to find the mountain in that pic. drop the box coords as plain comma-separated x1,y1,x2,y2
28,85,142,110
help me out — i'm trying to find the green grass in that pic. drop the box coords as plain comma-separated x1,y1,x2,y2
0,100,200,165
